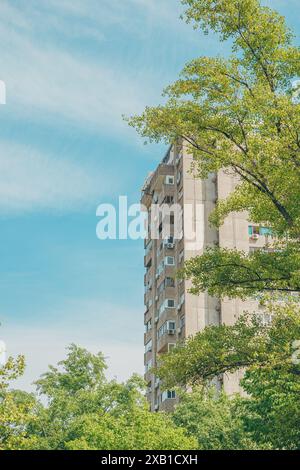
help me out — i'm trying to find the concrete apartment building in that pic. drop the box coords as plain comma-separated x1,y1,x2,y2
142,141,272,412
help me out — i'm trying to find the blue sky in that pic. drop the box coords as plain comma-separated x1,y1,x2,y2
0,0,299,389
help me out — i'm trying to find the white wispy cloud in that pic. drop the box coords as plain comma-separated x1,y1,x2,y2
0,1,171,135
0,141,106,213
0,34,150,133
30,0,185,33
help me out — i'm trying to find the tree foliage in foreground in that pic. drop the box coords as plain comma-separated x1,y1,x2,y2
0,345,196,450
157,300,300,449
127,0,300,296
173,388,261,450
1,336,299,449
0,354,38,450
182,245,300,298
128,3,300,448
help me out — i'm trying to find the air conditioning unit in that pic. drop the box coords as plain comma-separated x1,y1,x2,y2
167,243,174,249
250,234,259,240
155,273,159,279
155,316,159,323
155,295,159,301
154,404,159,411
154,379,160,389
168,328,176,335
177,327,182,334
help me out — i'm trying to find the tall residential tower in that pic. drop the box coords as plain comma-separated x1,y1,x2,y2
142,142,271,412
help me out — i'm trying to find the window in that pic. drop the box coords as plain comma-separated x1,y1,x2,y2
168,343,176,352
157,323,165,340
248,225,260,236
157,281,164,296
165,299,175,308
157,321,176,339
145,339,152,353
158,299,175,318
158,278,175,296
158,302,165,317
163,195,174,204
249,225,273,237
260,227,273,236
167,320,176,332
165,175,174,185
165,256,175,266
145,319,152,333
156,260,164,277
145,359,152,373
161,390,176,402
164,236,174,248
163,148,174,165
165,277,175,288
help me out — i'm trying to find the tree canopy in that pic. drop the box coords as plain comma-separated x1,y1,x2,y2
157,300,300,449
0,345,196,450
1,337,299,450
128,0,300,297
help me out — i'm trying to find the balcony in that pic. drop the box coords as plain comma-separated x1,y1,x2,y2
157,320,177,353
144,309,152,325
144,255,152,269
157,335,176,354
141,164,175,207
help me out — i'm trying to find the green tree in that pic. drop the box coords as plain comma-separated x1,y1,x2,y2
0,354,38,450
128,0,300,296
157,301,300,449
128,3,300,448
238,365,300,449
172,388,260,450
28,345,196,450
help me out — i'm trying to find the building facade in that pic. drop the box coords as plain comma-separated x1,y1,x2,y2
142,142,272,412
